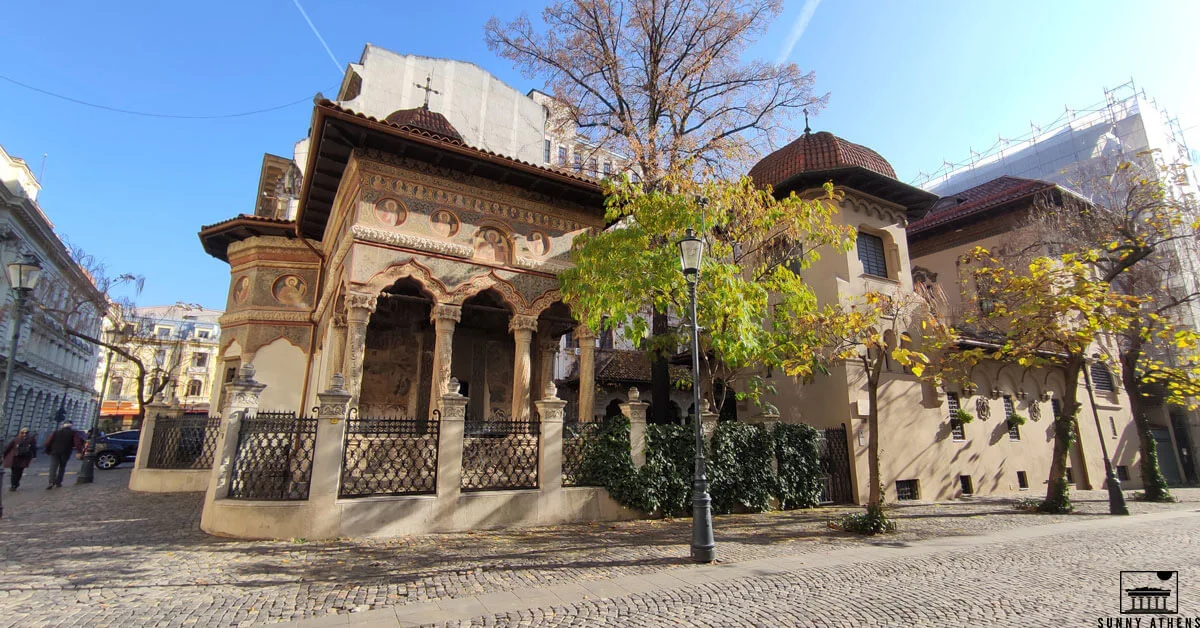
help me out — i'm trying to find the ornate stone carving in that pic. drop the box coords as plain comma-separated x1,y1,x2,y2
975,396,991,421
509,314,539,333
345,293,378,314
219,310,312,326
351,225,474,258
512,255,572,273
842,191,907,225
1029,401,1042,422
575,325,597,341
544,380,559,400
357,259,453,304
331,310,348,328
431,303,462,323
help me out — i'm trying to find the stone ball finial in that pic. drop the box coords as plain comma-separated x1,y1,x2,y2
702,399,713,413
628,386,640,402
447,377,462,396
544,380,559,400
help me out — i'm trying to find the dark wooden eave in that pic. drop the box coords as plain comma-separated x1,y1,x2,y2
199,215,297,262
771,166,938,217
296,100,606,241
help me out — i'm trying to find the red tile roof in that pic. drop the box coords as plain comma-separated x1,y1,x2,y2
749,131,897,189
317,100,601,186
908,176,1057,235
383,107,464,143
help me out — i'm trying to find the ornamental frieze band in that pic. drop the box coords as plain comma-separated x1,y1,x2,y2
351,225,475,258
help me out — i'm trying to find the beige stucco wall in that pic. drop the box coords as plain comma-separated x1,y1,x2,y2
254,338,307,413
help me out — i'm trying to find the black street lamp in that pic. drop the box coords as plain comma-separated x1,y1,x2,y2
0,253,43,519
678,228,715,563
1083,357,1129,515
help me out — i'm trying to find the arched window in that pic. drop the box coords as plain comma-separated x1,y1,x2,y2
1090,363,1115,392
108,377,123,397
186,380,203,397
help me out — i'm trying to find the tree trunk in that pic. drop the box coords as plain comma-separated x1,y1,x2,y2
651,311,672,424
1121,343,1172,501
1042,356,1082,513
866,357,883,509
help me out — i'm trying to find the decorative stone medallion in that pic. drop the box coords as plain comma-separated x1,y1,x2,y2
374,198,408,227
272,274,309,306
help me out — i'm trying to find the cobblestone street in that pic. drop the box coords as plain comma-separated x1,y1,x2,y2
0,459,1197,626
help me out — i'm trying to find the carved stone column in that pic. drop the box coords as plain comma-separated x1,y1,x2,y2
534,381,567,491
436,378,468,501
510,314,538,421
619,387,650,467
576,325,597,423
329,310,348,387
428,304,461,417
343,293,377,408
538,336,559,404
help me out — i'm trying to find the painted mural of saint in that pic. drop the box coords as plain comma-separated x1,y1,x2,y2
232,276,251,305
527,231,551,256
273,275,308,306
374,198,406,226
474,228,510,264
431,209,459,237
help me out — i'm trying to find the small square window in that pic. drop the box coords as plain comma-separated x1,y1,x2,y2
193,353,208,368
558,146,568,165
896,479,920,501
198,330,210,339
543,139,551,163
1117,465,1130,481
959,475,974,495
1017,470,1029,490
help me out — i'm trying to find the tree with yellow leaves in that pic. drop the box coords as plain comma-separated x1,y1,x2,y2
779,290,930,529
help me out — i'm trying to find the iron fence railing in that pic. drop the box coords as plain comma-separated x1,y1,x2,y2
462,409,539,491
817,425,854,505
562,420,601,487
227,412,317,501
147,415,221,469
339,412,440,498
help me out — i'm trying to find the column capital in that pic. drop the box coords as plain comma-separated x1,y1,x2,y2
574,324,597,341
510,314,538,334
345,292,378,314
431,303,462,324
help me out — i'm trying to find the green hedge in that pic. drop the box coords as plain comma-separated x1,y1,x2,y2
582,416,824,516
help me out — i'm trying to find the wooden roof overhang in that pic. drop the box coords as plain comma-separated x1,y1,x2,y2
771,166,938,217
296,100,606,241
198,215,297,262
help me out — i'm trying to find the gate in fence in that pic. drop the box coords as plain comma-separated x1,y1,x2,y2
818,425,854,504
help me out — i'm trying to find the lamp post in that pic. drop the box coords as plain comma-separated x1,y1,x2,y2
0,253,43,519
77,348,113,484
678,228,715,563
1082,358,1129,515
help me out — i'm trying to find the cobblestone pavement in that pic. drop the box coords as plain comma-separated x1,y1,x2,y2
0,457,1197,627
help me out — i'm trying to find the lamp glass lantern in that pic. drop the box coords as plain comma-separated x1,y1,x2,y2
6,254,42,292
678,229,704,279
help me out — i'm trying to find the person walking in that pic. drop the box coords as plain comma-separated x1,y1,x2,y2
43,421,81,489
2,428,38,490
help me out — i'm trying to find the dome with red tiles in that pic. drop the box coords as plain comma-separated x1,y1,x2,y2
749,131,896,189
383,107,464,143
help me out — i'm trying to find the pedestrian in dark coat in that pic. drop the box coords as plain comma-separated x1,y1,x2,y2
3,428,37,490
43,421,80,489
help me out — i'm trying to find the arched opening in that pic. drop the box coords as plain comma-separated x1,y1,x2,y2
535,301,575,409
359,278,436,418
455,289,514,422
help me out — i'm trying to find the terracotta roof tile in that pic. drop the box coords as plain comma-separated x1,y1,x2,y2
749,131,897,189
908,176,1057,235
383,107,464,143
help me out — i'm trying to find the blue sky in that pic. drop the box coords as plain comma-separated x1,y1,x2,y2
2,1,1198,310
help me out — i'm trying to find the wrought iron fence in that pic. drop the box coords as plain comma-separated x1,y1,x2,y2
817,425,854,504
462,409,539,491
562,420,601,487
339,411,440,498
227,412,317,501
147,415,221,469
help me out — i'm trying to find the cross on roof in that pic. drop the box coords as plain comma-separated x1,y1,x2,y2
415,76,439,109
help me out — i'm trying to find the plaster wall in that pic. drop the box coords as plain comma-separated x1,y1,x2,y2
253,338,306,412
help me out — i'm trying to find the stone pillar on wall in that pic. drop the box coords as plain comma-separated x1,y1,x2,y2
310,374,352,515
428,304,461,417
343,293,377,408
538,336,558,405
209,364,266,500
619,387,650,468
576,325,597,423
535,381,567,491
436,378,468,500
510,314,538,422
329,310,348,390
